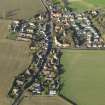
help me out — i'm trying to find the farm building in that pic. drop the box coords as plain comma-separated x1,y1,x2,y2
0,0,45,19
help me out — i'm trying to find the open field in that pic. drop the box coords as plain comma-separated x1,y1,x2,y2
20,96,72,105
61,49,105,105
0,20,32,105
0,0,45,19
68,0,105,12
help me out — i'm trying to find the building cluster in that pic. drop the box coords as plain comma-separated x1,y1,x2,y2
28,48,62,96
8,5,62,101
52,5,105,48
8,12,48,42
52,6,72,47
70,12,105,48
8,47,62,98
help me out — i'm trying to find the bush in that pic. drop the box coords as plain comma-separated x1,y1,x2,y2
7,32,17,40
52,0,60,5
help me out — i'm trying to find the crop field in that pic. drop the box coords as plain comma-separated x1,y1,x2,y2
0,0,45,19
61,49,105,105
20,96,72,105
68,0,105,12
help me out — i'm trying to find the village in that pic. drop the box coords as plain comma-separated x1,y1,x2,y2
7,1,65,105
8,1,105,49
52,3,105,48
7,0,105,105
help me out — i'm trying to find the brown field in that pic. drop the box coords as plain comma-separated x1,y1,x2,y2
0,0,45,19
20,96,72,105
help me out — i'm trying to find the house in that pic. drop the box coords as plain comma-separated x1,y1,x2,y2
18,33,32,39
49,90,56,96
26,28,34,34
17,37,30,41
16,80,24,86
12,88,19,97
42,70,50,76
52,12,61,18
29,22,35,27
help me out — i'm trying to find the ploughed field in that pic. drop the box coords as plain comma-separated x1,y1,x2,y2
68,0,105,12
61,49,105,105
0,0,45,19
20,96,72,105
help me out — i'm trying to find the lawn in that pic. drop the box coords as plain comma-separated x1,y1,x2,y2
61,49,105,105
0,0,45,19
68,0,105,12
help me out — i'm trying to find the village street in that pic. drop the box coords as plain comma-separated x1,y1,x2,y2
7,1,64,105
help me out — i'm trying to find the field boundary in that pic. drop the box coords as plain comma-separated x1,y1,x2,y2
61,48,105,50
59,95,78,105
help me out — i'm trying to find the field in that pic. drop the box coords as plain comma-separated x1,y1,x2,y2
61,49,105,105
0,0,45,19
68,0,105,12
20,96,72,105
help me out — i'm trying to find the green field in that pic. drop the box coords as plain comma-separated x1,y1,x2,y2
61,49,105,105
68,0,105,12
